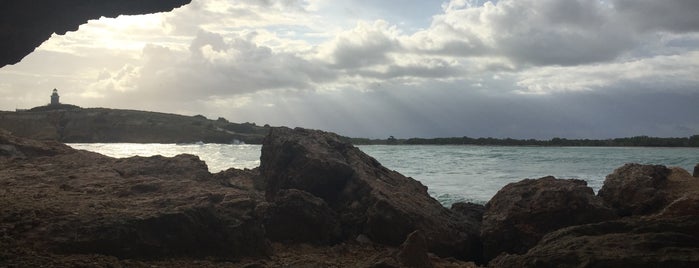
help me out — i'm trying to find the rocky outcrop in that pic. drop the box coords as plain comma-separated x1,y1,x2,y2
0,129,73,158
261,189,341,245
398,230,434,268
489,164,699,267
694,163,699,177
490,216,699,267
0,108,269,144
0,130,271,264
481,176,616,261
260,127,482,260
598,163,699,217
0,0,191,68
450,202,485,227
598,164,672,216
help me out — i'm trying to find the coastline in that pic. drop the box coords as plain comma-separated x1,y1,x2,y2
2,127,699,267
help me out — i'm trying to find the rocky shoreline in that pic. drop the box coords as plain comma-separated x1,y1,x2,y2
2,127,699,267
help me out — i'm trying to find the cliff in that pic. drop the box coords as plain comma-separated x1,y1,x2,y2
0,108,269,144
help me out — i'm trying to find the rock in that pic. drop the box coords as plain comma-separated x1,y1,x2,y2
489,216,699,267
481,176,616,262
0,129,73,158
694,163,699,178
260,127,480,260
0,0,192,67
112,154,211,180
398,230,433,268
0,131,271,262
597,164,670,216
261,189,342,245
598,164,699,217
450,202,485,227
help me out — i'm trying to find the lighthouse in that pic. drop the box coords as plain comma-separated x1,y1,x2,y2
50,89,60,105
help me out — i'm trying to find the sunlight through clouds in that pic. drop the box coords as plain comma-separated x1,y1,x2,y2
1,0,698,139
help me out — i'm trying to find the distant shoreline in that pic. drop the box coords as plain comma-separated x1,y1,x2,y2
349,135,699,147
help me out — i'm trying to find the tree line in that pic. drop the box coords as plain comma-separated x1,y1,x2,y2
349,135,699,147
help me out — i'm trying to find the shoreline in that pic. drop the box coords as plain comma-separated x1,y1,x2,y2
2,127,699,267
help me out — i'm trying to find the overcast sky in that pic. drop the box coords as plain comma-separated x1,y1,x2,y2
1,0,699,139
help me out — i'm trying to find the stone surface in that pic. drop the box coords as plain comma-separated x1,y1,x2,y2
260,127,481,260
450,202,485,227
489,216,699,268
694,163,699,177
481,176,616,262
398,230,434,268
598,164,699,217
0,0,191,68
0,130,271,263
261,189,342,245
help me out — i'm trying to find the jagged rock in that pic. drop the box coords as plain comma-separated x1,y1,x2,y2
489,216,699,268
694,163,699,178
112,154,211,180
261,189,342,245
398,230,433,268
0,131,271,262
260,127,480,260
1,0,192,67
0,129,73,158
598,164,699,217
481,176,616,262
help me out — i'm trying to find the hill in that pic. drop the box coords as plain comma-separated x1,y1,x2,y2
0,106,269,144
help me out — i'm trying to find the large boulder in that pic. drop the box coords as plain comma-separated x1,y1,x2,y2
694,163,698,178
481,176,616,262
490,216,699,268
261,189,342,245
259,127,481,260
598,164,699,217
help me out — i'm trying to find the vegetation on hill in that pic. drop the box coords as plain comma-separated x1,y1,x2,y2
0,107,270,144
349,135,699,147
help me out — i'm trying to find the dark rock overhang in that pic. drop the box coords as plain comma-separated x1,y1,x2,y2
0,0,192,68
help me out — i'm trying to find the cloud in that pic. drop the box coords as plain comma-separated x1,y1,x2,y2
2,0,699,139
614,0,699,33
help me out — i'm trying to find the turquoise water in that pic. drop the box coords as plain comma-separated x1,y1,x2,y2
69,143,698,206
359,145,698,205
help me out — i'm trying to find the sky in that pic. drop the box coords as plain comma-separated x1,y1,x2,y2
1,0,699,139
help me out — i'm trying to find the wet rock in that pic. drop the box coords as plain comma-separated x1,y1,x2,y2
262,189,342,245
694,163,698,178
481,176,616,262
260,127,480,260
489,216,699,268
398,230,433,268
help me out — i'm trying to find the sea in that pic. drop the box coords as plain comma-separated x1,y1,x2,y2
68,143,699,206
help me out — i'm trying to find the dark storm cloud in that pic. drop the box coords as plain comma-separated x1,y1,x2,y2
614,0,699,33
238,85,699,139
